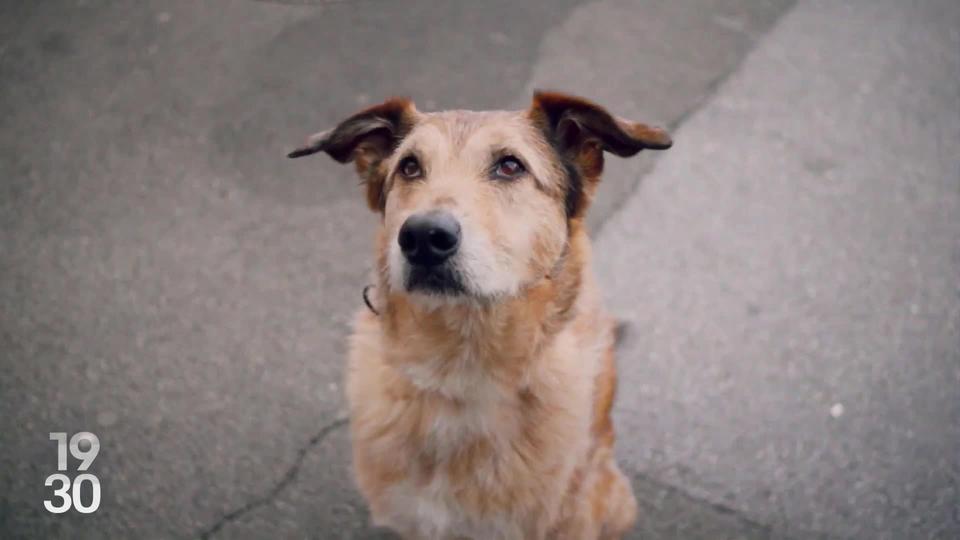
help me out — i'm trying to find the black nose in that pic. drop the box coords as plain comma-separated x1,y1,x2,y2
398,211,461,266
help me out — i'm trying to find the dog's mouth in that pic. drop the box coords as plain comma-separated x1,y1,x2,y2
404,263,466,296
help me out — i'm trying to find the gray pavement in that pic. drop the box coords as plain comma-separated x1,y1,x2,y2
1,0,957,539
600,1,960,538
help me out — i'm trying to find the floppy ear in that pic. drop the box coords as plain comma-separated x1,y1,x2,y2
287,97,418,210
529,90,672,216
529,90,671,158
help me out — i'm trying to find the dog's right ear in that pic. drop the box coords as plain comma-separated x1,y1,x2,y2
287,97,418,210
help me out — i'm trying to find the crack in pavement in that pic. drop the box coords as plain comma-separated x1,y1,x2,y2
629,468,838,540
197,416,350,539
630,469,781,538
194,416,813,540
591,0,799,239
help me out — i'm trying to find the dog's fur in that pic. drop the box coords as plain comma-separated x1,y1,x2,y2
289,91,671,539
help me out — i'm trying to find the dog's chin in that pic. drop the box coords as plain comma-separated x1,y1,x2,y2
394,259,520,307
405,265,467,298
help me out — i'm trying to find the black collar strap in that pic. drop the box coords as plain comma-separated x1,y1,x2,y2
362,284,379,316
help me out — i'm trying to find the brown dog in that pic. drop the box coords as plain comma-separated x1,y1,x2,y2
289,91,671,539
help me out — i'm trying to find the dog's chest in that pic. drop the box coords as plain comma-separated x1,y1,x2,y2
371,375,553,537
375,409,536,539
349,320,598,538
379,476,522,539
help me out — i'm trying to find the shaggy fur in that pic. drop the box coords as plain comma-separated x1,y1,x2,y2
289,91,671,539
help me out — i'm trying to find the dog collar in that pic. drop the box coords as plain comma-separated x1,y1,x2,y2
362,284,379,316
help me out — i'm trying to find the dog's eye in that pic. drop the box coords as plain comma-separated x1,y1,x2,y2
398,156,422,179
493,156,525,180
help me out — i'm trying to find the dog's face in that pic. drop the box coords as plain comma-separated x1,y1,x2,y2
289,91,671,302
381,110,571,299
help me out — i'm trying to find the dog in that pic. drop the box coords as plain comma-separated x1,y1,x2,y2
288,91,671,539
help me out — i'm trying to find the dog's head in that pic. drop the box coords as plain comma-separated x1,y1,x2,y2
289,91,671,302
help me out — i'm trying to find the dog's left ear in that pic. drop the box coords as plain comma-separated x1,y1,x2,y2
529,90,671,171
529,90,672,217
288,97,418,210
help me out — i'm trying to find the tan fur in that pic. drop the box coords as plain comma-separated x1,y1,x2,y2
291,91,671,539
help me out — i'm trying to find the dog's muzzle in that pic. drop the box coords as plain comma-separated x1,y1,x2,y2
398,211,465,294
